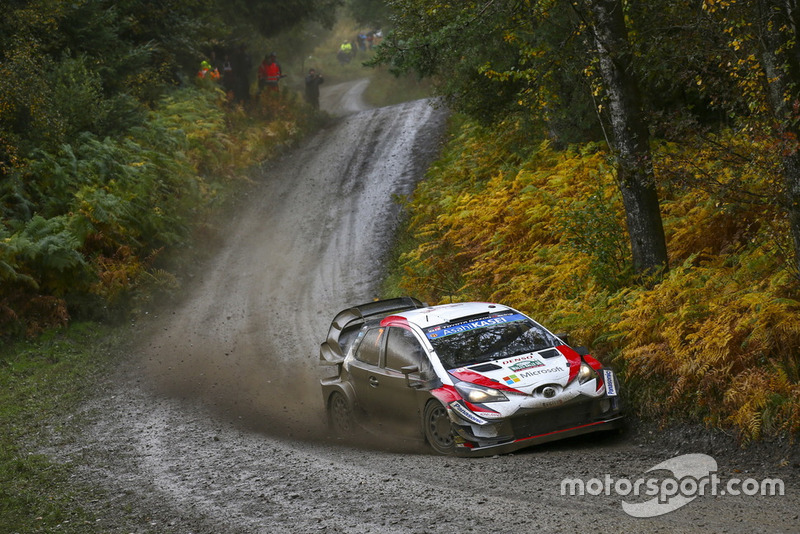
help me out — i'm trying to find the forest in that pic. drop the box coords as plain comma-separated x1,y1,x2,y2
0,0,341,336
2,0,800,444
373,0,800,443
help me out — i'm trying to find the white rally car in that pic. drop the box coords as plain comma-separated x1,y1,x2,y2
320,298,623,456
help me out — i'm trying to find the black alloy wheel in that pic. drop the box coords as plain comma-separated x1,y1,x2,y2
329,392,354,437
423,400,455,455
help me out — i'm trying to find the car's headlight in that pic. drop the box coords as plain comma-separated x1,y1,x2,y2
455,381,509,403
577,361,597,384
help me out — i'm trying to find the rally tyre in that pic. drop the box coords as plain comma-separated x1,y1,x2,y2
328,392,354,437
423,400,455,455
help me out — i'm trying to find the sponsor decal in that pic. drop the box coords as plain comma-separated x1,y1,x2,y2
424,312,527,340
509,359,545,372
603,369,617,396
464,400,500,416
504,366,564,385
501,355,538,365
503,374,521,385
517,366,564,379
450,401,488,425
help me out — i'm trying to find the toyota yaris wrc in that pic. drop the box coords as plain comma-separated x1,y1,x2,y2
319,297,623,456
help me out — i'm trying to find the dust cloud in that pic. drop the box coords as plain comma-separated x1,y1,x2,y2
138,80,448,443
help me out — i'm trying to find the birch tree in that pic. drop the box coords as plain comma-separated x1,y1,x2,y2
577,0,668,276
377,0,669,278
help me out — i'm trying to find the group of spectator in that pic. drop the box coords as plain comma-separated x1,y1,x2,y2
197,46,253,103
337,29,382,65
197,48,324,110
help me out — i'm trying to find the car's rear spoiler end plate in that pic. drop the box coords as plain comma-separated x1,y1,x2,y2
320,297,425,365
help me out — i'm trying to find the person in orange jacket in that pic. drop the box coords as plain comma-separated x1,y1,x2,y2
258,52,283,92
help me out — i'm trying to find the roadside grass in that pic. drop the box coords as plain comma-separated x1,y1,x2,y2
0,323,121,532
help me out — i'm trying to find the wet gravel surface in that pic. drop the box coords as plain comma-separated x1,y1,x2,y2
45,82,799,533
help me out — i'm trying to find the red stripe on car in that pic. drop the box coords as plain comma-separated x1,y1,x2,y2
556,345,582,382
582,354,605,391
380,315,411,328
449,369,526,394
430,385,461,404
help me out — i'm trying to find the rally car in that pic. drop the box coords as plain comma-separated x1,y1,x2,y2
319,297,623,456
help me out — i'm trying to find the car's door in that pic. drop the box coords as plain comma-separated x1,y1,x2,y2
370,326,432,430
349,326,431,432
349,327,387,422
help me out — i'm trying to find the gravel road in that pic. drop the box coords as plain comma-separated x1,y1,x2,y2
49,81,799,533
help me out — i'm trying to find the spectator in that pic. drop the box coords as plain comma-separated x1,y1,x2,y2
221,54,235,98
338,41,352,65
304,69,324,109
258,52,283,93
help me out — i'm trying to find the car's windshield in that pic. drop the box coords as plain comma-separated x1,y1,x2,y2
423,311,559,369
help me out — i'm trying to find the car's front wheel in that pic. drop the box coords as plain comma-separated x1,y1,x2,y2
328,391,354,437
423,400,455,455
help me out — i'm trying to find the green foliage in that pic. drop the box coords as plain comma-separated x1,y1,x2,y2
347,0,392,27
374,1,601,141
226,0,342,37
555,176,633,290
626,1,736,130
12,216,89,286
0,2,371,529
0,79,315,336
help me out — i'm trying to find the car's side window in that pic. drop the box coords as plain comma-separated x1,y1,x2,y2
354,327,383,366
385,327,430,374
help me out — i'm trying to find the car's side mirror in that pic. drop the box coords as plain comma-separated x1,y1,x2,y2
401,365,423,388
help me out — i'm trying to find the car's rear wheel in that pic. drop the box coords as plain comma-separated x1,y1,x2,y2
423,400,455,455
328,391,354,437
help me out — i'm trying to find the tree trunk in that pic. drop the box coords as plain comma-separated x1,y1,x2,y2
758,0,800,277
583,0,669,278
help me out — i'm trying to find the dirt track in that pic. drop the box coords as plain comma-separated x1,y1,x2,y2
49,81,799,533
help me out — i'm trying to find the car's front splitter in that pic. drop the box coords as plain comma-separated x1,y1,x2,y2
452,415,625,457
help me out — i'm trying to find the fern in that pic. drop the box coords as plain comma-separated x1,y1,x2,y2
391,115,800,442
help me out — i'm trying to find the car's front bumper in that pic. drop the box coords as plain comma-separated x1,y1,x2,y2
450,397,624,456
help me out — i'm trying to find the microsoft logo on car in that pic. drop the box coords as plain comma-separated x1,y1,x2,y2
503,374,521,385
509,359,545,372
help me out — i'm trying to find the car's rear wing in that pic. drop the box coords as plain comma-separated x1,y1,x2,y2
320,297,425,366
